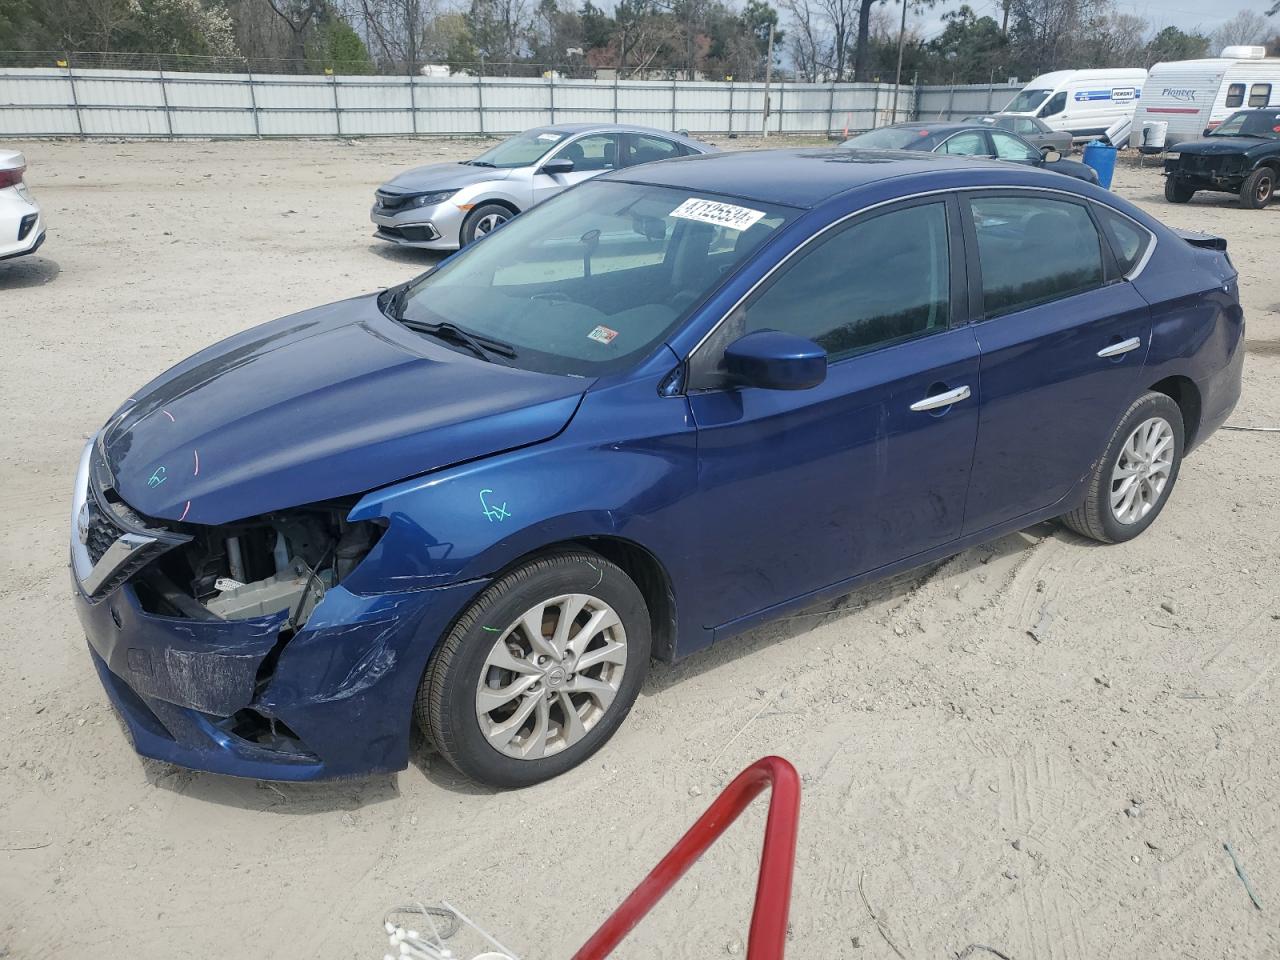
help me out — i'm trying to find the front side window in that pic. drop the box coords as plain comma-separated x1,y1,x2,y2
397,181,795,375
1095,205,1152,276
626,135,683,165
733,202,951,364
1006,89,1050,113
557,133,620,172
990,130,1039,161
1013,118,1038,135
470,129,566,169
941,131,989,156
970,195,1104,318
1249,83,1273,108
1039,91,1068,117
1226,83,1245,108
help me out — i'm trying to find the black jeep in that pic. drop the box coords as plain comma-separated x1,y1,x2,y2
1164,109,1280,209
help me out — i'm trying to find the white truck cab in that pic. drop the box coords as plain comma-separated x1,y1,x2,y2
1000,68,1148,142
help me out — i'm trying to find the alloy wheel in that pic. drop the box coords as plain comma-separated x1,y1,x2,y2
1109,416,1175,525
474,212,508,237
475,593,627,760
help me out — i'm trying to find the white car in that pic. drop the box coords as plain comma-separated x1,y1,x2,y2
1,149,44,262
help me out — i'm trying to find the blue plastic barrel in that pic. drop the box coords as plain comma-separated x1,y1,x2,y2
1082,141,1117,189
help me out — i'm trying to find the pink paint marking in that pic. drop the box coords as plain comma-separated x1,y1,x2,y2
178,500,191,522
193,448,200,476
161,409,175,423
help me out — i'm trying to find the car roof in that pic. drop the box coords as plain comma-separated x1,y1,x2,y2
884,122,988,136
600,147,1044,209
534,122,702,140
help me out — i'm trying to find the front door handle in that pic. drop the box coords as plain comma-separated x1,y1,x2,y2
1097,336,1142,358
910,385,971,412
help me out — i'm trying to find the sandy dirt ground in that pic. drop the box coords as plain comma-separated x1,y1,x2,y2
1,135,1278,960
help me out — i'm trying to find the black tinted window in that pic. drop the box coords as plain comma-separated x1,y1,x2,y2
1041,91,1067,116
741,202,951,362
971,196,1104,318
1095,205,1151,276
1226,83,1245,108
627,134,682,165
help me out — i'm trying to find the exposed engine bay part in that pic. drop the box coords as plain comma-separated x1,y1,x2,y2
134,503,384,628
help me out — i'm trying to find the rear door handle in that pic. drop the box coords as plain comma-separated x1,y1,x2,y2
910,385,971,412
1097,336,1141,358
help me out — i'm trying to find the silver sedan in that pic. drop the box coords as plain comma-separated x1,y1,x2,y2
370,123,717,251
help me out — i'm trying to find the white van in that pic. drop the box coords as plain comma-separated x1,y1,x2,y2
1132,47,1280,149
999,68,1148,141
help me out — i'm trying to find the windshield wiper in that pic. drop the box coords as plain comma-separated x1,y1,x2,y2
399,318,517,362
468,160,496,167
381,282,411,321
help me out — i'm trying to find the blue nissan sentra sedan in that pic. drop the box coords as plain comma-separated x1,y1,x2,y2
71,149,1243,787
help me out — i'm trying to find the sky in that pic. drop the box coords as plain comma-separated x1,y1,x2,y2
907,0,1276,48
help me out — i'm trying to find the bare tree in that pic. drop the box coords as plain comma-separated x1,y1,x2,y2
1212,10,1269,50
781,0,821,79
263,0,324,63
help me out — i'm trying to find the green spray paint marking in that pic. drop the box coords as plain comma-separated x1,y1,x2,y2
482,626,501,633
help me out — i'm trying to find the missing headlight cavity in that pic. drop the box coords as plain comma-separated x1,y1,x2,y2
134,503,385,627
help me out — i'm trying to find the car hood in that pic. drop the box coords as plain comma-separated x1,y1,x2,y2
102,294,588,525
1173,137,1273,156
380,162,512,194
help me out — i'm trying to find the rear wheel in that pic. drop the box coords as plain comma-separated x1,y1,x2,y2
1061,391,1183,544
1240,167,1274,210
1164,178,1195,204
418,550,651,788
460,202,514,245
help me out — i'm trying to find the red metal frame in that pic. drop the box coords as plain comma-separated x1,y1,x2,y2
571,756,801,960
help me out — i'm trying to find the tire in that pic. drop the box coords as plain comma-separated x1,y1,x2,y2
1240,167,1275,210
1164,178,1195,204
460,202,514,245
1061,391,1184,544
418,549,651,788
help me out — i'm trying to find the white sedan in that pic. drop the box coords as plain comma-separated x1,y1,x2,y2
1,149,44,262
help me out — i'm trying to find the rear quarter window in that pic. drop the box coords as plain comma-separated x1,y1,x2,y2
1094,205,1152,276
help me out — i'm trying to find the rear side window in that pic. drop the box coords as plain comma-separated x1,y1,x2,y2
739,202,952,363
941,132,988,156
1226,83,1245,108
1250,83,1273,108
627,135,683,165
970,196,1104,318
1094,205,1152,276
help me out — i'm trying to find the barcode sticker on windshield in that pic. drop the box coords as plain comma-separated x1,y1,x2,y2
670,198,765,232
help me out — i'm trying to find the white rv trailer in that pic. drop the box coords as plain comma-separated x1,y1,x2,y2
998,68,1148,141
1133,46,1280,149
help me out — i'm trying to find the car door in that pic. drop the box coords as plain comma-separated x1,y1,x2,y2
960,191,1153,536
685,197,982,629
531,133,622,205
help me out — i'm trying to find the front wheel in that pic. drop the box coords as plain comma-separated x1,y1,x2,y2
1164,178,1195,204
418,550,651,788
460,202,514,245
1240,167,1274,210
1060,391,1184,544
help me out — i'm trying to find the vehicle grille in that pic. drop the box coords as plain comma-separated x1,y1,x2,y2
85,498,122,566
375,190,414,212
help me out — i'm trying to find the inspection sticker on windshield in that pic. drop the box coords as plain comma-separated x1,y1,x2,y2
537,133,563,142
670,198,765,232
588,325,619,344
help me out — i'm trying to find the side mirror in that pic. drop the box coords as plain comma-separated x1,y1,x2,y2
540,157,574,175
1042,149,1061,163
724,330,827,391
1202,126,1214,137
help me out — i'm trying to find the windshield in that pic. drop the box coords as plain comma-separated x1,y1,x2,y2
1004,89,1050,113
841,127,931,149
469,129,567,168
396,180,795,375
1210,111,1280,139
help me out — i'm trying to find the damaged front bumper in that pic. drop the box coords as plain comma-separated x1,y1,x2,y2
74,569,485,780
70,437,489,780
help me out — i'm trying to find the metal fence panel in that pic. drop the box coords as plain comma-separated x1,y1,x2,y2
0,66,1013,139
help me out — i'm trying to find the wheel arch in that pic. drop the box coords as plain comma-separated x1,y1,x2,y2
468,196,521,217
485,535,680,662
1148,374,1202,449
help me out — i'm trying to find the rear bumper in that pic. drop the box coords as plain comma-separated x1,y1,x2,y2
75,569,486,780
